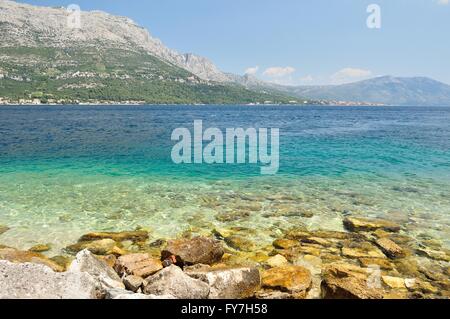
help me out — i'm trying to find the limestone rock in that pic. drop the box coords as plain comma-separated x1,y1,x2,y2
115,253,163,277
79,231,149,243
0,260,103,299
342,246,386,259
359,258,394,270
143,265,210,299
65,239,118,255
343,217,400,232
225,235,256,252
0,225,10,235
266,254,288,268
375,238,405,258
382,276,406,289
161,237,224,265
123,275,144,292
0,247,64,272
272,238,299,250
68,249,124,290
28,244,51,253
261,265,312,298
185,266,261,299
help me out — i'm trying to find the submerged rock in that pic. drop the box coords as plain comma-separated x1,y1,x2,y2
359,258,394,270
0,225,9,235
161,237,224,266
261,265,312,298
0,247,64,272
115,253,163,278
266,255,289,268
65,239,119,256
272,238,299,250
78,231,149,243
224,235,256,252
375,238,405,258
68,250,124,290
0,260,103,299
143,265,210,299
342,246,386,259
343,217,400,233
381,276,406,289
28,244,51,253
185,265,261,299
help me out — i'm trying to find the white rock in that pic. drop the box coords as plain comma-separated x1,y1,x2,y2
0,260,103,299
143,265,209,299
68,249,124,290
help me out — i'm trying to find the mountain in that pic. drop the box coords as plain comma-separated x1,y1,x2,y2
282,76,450,106
0,0,303,104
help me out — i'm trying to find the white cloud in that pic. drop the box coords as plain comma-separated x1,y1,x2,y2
263,66,296,78
438,0,449,5
330,67,372,84
244,66,259,75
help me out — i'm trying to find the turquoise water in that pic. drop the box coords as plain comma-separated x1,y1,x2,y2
0,105,449,253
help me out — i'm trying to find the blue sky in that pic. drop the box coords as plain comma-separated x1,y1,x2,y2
18,0,450,85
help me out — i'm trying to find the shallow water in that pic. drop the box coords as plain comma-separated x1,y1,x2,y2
0,105,449,254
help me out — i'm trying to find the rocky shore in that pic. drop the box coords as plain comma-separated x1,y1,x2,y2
0,216,449,299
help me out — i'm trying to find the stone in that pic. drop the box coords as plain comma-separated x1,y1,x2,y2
161,237,224,265
225,235,256,252
405,279,438,294
255,290,294,299
50,255,73,270
261,265,312,297
416,248,450,262
143,265,210,299
68,250,125,290
65,239,118,255
123,275,144,292
113,292,175,299
0,260,104,299
185,266,261,299
375,238,405,258
359,258,394,270
272,238,299,250
99,254,117,268
342,246,386,259
382,276,406,289
321,272,383,299
300,236,333,247
343,217,400,232
115,253,163,278
266,254,288,268
0,225,10,235
215,211,250,222
78,231,149,243
0,247,64,272
28,244,51,253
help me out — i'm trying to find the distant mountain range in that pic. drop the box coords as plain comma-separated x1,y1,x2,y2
1,0,450,106
281,76,450,106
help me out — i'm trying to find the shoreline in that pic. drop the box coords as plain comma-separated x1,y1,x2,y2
1,216,449,299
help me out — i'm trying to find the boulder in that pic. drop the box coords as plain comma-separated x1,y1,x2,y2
272,238,299,250
64,239,118,255
261,265,312,298
0,247,64,272
68,250,124,290
185,265,261,299
0,260,103,299
143,265,210,299
161,237,224,265
375,238,405,258
78,231,149,243
343,217,400,233
115,253,163,277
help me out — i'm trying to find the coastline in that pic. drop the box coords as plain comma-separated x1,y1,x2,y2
1,215,449,299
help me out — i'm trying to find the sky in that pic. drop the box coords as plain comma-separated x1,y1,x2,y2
17,0,450,85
